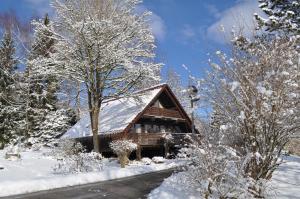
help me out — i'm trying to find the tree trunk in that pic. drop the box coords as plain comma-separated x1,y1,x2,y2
76,81,81,119
90,108,100,153
136,145,142,161
164,142,169,158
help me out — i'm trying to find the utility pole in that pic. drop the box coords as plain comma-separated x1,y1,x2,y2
188,85,200,134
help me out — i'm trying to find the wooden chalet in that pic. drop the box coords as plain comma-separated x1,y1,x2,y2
62,84,195,159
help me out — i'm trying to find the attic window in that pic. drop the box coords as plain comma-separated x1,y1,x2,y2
152,99,164,108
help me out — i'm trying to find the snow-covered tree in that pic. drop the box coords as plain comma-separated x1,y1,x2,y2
29,14,59,108
24,15,76,146
255,0,300,36
203,35,299,194
37,0,161,152
0,31,17,72
0,31,24,147
110,140,137,168
165,68,191,113
28,109,76,147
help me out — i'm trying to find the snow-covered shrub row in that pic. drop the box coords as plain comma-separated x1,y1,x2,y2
110,140,137,168
52,139,103,173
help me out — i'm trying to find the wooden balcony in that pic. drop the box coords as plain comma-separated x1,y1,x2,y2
143,107,183,119
100,132,187,146
77,132,193,152
127,133,164,146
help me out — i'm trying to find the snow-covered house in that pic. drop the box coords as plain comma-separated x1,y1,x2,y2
62,84,194,158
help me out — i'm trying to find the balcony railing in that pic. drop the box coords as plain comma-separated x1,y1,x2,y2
100,132,189,146
144,107,183,119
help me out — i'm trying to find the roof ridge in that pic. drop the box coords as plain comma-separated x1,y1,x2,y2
102,83,167,104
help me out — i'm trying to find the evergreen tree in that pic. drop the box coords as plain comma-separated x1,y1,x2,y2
255,0,300,35
0,31,24,147
0,31,18,72
25,15,76,146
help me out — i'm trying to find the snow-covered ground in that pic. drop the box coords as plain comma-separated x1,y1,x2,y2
0,148,183,197
270,155,300,199
148,155,300,199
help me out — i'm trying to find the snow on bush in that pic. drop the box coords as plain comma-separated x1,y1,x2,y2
110,140,137,168
152,156,165,164
163,133,174,143
52,139,103,173
4,144,21,160
141,157,152,165
177,135,273,198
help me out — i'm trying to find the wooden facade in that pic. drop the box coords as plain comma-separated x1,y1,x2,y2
75,84,195,158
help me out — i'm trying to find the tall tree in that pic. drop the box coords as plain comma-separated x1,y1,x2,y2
0,31,17,72
34,0,161,152
25,15,76,146
0,31,23,147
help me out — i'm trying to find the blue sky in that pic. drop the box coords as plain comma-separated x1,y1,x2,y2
0,0,262,84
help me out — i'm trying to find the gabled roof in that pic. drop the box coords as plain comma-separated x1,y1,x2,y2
62,84,192,139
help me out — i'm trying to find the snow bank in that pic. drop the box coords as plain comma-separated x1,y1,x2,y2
148,172,199,199
0,149,184,197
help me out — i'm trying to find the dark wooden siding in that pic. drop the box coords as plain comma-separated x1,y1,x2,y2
144,107,183,119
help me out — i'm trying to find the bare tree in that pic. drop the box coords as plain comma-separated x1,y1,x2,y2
31,0,162,152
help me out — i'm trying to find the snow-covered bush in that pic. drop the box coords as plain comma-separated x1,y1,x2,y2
52,139,103,173
163,133,174,143
141,157,152,165
177,135,272,199
110,140,137,168
4,145,21,161
152,156,165,164
201,35,300,196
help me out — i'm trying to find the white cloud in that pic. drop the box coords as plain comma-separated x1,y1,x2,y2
204,4,221,19
207,0,264,44
148,12,166,41
136,5,166,42
179,24,206,45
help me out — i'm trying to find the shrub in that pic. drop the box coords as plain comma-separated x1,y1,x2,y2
110,140,137,168
52,139,103,173
177,136,273,198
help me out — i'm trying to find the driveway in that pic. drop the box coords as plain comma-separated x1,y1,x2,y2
3,169,174,199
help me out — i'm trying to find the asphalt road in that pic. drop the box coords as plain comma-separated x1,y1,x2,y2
3,169,174,199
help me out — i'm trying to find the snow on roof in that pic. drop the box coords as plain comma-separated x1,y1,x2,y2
62,85,164,139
